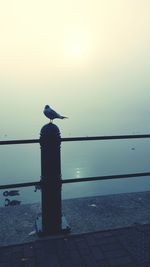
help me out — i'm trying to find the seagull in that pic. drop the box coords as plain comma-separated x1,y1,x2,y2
43,105,68,123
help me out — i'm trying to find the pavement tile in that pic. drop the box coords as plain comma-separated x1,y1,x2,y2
77,245,91,256
69,249,84,265
12,251,24,261
12,246,23,252
35,248,46,265
56,239,68,251
103,249,128,259
23,244,34,257
1,224,150,267
63,238,77,251
59,258,77,267
0,263,11,267
79,248,99,267
101,242,123,252
108,255,134,266
90,245,105,261
142,263,150,267
11,260,25,267
85,235,97,246
75,237,89,249
93,234,117,246
95,260,110,267
0,251,11,262
37,253,60,267
24,258,36,267
34,242,43,249
57,247,69,260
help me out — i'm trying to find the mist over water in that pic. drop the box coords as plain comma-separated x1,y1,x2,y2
0,0,150,205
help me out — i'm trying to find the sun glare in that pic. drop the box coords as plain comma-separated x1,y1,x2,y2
63,26,92,66
69,43,83,58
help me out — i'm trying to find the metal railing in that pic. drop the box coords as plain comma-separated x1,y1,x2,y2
0,133,150,190
1,132,150,235
1,133,150,145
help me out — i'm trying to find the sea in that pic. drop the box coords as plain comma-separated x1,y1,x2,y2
1,129,150,207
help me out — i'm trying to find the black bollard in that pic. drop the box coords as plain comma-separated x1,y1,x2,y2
36,123,70,236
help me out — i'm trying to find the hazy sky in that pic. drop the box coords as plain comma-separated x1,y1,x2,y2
0,0,150,138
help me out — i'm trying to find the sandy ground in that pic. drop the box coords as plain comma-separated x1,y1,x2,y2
0,191,150,247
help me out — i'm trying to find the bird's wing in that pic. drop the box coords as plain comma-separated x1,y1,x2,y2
49,108,61,118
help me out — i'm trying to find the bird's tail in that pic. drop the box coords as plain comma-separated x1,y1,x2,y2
60,116,68,119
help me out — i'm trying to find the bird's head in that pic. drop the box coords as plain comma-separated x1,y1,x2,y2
45,105,50,109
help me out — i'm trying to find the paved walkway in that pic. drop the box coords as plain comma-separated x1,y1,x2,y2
1,191,150,247
0,224,150,267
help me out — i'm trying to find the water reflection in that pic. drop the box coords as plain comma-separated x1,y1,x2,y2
75,167,85,178
75,167,80,178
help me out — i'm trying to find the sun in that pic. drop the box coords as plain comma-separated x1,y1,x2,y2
65,41,88,64
63,27,92,66
69,42,84,59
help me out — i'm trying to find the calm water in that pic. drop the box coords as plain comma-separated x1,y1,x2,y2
1,136,150,206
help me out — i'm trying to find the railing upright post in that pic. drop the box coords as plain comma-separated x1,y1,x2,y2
38,123,62,235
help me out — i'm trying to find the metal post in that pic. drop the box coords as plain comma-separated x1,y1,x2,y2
36,122,70,236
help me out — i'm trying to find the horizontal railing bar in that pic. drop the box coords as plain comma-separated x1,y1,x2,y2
0,139,39,145
62,172,150,184
61,134,150,142
0,171,150,190
0,181,40,190
1,134,150,145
